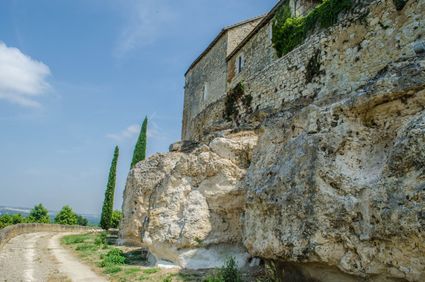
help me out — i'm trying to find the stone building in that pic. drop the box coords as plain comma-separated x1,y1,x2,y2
182,0,323,141
182,16,264,140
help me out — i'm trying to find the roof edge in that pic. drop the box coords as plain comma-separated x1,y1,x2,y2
226,0,288,62
185,15,265,76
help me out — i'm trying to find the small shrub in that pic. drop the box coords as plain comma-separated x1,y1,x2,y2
203,257,241,282
305,50,322,83
221,257,242,282
95,232,108,246
111,210,123,229
100,248,126,267
393,0,408,10
162,275,173,282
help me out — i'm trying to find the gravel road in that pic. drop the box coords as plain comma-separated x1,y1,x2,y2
0,232,106,282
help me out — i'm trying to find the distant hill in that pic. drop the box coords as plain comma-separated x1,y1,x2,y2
0,206,100,226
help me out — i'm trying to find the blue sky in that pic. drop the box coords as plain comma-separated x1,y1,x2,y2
0,0,275,214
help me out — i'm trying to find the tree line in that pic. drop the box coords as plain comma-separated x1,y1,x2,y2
1,117,148,231
0,204,89,229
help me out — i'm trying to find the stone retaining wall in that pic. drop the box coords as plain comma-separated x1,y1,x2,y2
0,224,101,249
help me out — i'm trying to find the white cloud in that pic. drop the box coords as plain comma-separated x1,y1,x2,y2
107,124,141,142
114,0,177,57
0,42,51,108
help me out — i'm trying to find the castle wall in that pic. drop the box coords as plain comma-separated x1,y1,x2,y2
182,35,228,141
227,0,423,115
182,19,263,141
186,0,424,142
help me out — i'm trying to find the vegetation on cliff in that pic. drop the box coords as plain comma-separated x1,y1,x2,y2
100,146,119,230
272,0,353,57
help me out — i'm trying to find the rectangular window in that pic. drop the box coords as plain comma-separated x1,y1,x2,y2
237,54,244,74
203,83,208,101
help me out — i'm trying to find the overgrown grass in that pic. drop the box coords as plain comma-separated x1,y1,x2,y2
62,232,213,281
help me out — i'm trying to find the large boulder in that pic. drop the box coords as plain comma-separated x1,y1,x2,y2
119,132,258,269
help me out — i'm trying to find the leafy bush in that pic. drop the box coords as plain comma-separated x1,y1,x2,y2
100,248,126,267
28,204,50,223
272,0,353,57
0,214,26,229
54,205,78,225
76,215,88,226
204,257,242,282
111,210,122,229
95,232,108,246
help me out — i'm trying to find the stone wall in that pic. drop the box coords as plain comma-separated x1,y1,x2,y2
232,0,421,116
183,35,228,141
0,224,101,249
182,19,262,141
186,0,424,142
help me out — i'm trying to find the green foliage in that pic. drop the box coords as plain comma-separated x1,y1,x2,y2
143,268,159,274
393,0,408,10
100,146,120,230
203,257,242,282
95,231,108,246
28,203,50,223
62,233,90,245
104,265,122,274
76,215,88,226
224,83,246,122
0,214,26,229
272,0,353,57
131,117,148,168
100,248,126,267
54,205,78,225
162,275,173,282
305,49,322,83
111,210,122,229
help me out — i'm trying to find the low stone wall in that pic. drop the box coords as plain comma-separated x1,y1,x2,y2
0,224,101,249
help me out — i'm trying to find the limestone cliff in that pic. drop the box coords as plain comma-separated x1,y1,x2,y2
120,0,425,281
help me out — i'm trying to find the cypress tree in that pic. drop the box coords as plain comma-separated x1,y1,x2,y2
131,117,148,168
100,146,119,230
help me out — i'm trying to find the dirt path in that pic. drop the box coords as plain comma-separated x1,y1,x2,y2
0,232,106,282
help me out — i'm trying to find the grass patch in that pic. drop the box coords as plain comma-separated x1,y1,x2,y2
143,268,159,274
61,233,91,245
104,265,122,274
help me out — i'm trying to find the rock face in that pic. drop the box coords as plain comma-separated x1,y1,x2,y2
243,58,425,281
120,132,258,269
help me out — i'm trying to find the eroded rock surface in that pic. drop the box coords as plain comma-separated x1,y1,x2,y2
120,132,258,269
243,58,425,281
